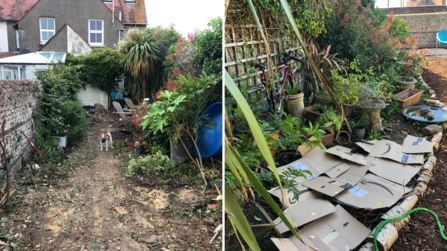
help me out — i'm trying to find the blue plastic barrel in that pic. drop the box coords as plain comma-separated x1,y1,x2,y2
194,102,222,158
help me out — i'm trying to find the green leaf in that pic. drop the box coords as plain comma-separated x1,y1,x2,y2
254,216,263,222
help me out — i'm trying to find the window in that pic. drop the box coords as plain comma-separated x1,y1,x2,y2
36,70,46,78
16,30,20,49
88,20,104,46
39,18,55,44
125,0,135,2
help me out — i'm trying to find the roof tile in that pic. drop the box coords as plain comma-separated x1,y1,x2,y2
0,0,40,21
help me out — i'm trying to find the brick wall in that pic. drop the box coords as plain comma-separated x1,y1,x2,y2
394,12,447,48
381,6,447,15
0,80,41,178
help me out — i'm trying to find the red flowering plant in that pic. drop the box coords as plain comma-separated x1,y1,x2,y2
321,0,423,80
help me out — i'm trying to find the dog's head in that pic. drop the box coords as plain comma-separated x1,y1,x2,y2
100,133,105,139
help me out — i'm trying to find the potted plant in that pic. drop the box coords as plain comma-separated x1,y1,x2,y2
395,89,424,109
141,72,218,163
396,48,427,90
283,84,304,120
305,103,339,123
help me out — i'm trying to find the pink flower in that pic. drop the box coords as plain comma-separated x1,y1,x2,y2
119,118,122,121
64,130,67,133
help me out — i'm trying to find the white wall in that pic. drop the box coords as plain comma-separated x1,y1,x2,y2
0,22,9,52
375,0,406,7
77,84,109,109
67,25,92,56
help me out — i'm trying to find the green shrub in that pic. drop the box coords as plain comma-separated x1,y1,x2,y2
125,151,176,177
61,101,88,144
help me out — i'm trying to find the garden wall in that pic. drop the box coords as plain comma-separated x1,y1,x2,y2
394,12,447,48
0,80,41,178
381,6,447,15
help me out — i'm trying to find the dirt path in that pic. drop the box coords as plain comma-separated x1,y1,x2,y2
391,57,447,250
1,110,222,250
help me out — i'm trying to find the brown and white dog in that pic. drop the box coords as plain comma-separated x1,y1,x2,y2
100,131,113,151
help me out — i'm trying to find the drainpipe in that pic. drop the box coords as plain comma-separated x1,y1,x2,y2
387,0,390,7
1,65,3,79
112,0,115,23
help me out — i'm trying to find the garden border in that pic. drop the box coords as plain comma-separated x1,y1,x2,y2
358,77,447,251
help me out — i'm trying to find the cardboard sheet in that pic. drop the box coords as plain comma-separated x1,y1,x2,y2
276,147,342,184
334,173,407,209
272,205,370,251
402,135,434,154
273,198,336,233
326,145,368,165
368,158,423,185
302,161,370,197
365,140,425,164
268,184,321,207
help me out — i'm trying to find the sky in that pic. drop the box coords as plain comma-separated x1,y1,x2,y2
145,0,223,36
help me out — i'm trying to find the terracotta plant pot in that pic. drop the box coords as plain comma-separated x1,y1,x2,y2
304,105,338,123
396,76,417,90
249,131,280,157
320,129,334,148
396,89,423,109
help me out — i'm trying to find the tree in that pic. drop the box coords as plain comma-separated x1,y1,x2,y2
120,29,161,100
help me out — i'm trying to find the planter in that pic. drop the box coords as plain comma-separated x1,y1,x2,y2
304,105,338,123
359,100,386,132
170,137,195,163
52,135,67,148
314,93,333,106
352,126,366,139
180,128,196,138
380,100,392,113
249,131,280,157
396,89,423,109
284,91,304,121
396,76,417,90
320,129,334,148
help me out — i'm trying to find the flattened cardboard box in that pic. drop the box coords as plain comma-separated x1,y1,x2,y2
302,161,370,197
326,145,368,165
273,198,336,233
268,184,322,207
365,140,425,164
276,147,342,184
334,173,407,209
402,135,434,154
368,158,422,185
272,205,370,251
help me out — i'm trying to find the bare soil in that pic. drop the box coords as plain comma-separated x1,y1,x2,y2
391,57,447,251
0,110,222,250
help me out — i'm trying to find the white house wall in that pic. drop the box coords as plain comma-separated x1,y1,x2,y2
67,25,92,56
0,22,9,52
77,84,108,109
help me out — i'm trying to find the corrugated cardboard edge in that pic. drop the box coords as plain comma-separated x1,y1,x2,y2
358,125,442,250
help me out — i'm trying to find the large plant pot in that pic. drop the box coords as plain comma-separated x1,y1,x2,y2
304,105,338,123
314,93,333,106
380,100,392,113
359,100,386,132
284,91,304,121
396,76,417,90
170,137,195,163
396,89,423,109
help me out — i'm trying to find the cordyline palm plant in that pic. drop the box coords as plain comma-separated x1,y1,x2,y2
225,0,346,250
306,40,347,91
120,29,160,100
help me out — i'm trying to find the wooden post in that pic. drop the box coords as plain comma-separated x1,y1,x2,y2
0,120,11,212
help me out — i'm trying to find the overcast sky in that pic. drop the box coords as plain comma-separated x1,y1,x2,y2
145,0,223,36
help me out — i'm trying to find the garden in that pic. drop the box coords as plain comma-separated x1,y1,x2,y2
224,0,447,250
0,18,223,250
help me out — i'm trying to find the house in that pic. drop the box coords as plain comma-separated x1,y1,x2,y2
0,0,147,53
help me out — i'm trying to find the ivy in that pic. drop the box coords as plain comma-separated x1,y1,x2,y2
66,48,124,94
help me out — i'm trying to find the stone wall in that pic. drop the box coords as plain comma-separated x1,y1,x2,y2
0,80,41,178
394,12,447,48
